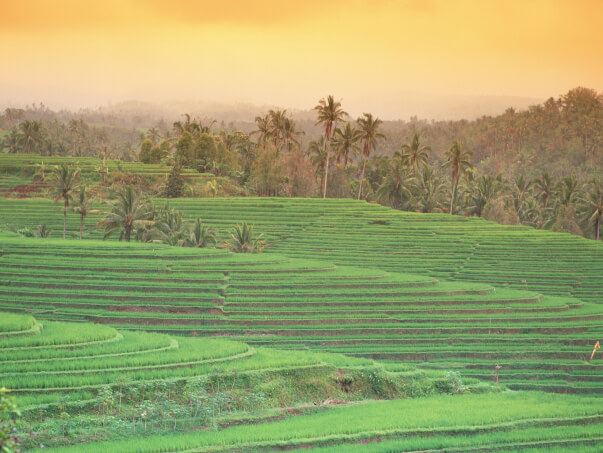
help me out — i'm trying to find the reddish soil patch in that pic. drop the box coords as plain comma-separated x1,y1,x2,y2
6,183,42,198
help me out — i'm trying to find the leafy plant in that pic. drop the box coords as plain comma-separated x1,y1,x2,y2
186,218,216,248
225,223,267,253
97,186,154,242
36,224,52,238
0,387,21,453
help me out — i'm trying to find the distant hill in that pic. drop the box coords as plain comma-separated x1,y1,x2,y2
99,94,543,123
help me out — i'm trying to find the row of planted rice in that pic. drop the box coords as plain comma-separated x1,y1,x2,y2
1,309,364,412
1,197,599,305
1,234,601,394
30,392,603,453
0,153,204,179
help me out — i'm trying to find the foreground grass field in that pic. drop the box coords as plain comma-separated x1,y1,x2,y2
32,392,603,452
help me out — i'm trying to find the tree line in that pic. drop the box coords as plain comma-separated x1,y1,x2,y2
44,164,267,251
1,87,600,239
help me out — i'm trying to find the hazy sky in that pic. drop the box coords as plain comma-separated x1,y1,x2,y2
1,0,601,119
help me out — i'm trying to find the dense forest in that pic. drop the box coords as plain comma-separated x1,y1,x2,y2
1,87,601,239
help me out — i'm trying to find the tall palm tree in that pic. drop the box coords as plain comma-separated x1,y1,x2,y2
306,137,328,194
579,178,603,240
556,175,580,207
146,127,162,145
50,164,81,239
281,117,303,153
314,95,347,198
225,223,267,253
268,109,287,149
400,134,431,175
442,139,473,215
251,114,271,146
186,218,217,248
332,123,360,168
356,113,385,200
97,186,154,242
72,187,98,240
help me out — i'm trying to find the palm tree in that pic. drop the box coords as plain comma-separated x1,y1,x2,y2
268,109,287,149
413,167,447,213
97,186,154,242
314,96,348,198
146,127,162,145
579,178,603,240
533,172,555,207
332,123,360,168
225,223,267,253
356,113,385,200
281,117,303,153
306,137,328,194
466,174,503,217
251,114,271,146
376,153,415,209
73,187,99,240
556,175,580,207
17,120,45,154
400,134,431,175
152,206,187,246
49,164,81,239
3,129,20,153
442,139,473,215
186,218,217,248
511,174,533,219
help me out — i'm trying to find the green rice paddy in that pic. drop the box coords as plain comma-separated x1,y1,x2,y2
0,193,601,451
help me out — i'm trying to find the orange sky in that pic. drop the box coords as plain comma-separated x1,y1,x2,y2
1,0,601,118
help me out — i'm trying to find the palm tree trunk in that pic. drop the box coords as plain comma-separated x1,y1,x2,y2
357,159,367,200
449,181,457,215
80,215,84,240
63,199,67,239
125,228,131,242
322,140,330,199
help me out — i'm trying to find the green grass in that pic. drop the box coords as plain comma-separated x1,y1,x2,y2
30,392,603,453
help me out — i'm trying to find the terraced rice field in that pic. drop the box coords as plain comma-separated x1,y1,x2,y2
31,393,603,452
0,197,600,302
0,309,375,411
1,197,602,451
0,230,601,395
0,153,209,184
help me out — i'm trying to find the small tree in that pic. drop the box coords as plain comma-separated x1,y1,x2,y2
225,223,267,253
186,218,217,248
97,186,154,242
37,224,52,238
49,164,81,239
164,164,185,198
73,187,100,240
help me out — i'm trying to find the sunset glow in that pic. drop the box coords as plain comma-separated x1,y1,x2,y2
1,0,602,118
